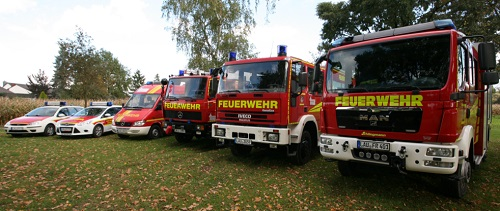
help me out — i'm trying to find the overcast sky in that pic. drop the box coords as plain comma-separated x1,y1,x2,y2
0,0,339,84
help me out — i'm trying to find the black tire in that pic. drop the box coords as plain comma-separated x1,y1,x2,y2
92,125,104,138
338,161,358,177
175,133,193,143
11,134,23,137
230,144,252,157
147,125,162,139
290,130,313,165
43,124,55,136
442,159,472,198
117,134,129,139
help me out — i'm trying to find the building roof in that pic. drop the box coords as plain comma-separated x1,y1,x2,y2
0,86,12,94
2,81,31,94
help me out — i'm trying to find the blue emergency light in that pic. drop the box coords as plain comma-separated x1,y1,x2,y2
277,45,287,56
179,70,185,76
228,51,237,61
90,101,113,106
146,81,153,85
45,101,66,106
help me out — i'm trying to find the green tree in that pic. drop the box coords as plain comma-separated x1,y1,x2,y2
27,69,50,98
39,91,48,99
130,70,146,90
316,0,500,56
97,49,131,99
161,0,276,71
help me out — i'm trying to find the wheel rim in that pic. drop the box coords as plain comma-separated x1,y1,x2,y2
152,128,159,138
95,126,103,137
47,125,55,135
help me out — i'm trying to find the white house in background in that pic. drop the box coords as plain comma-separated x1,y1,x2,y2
2,81,31,96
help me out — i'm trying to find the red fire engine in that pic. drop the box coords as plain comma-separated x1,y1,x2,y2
212,46,323,165
162,70,219,143
314,19,499,197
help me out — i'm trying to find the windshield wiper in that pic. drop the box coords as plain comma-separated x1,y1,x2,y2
166,96,179,101
376,85,421,91
125,106,143,110
247,89,269,92
334,88,368,93
224,90,241,93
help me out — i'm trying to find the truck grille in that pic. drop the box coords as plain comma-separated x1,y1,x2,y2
336,107,422,132
164,111,202,120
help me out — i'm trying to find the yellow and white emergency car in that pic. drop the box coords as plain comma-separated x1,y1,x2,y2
4,101,83,137
56,102,122,138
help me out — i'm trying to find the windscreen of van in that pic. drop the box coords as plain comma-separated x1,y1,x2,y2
124,94,160,109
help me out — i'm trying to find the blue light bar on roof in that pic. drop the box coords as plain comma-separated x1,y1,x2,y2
331,37,346,47
45,101,66,106
146,81,153,85
90,101,112,106
179,70,185,76
277,45,287,56
228,51,237,61
434,19,456,30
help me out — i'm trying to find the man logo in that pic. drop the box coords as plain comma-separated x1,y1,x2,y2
177,111,183,119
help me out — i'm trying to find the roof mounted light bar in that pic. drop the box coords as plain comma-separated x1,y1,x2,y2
45,101,66,106
90,101,113,106
331,19,456,48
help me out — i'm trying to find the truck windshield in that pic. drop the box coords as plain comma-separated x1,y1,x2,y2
26,107,58,117
73,107,106,117
219,61,288,93
326,35,450,93
166,77,207,100
124,94,160,109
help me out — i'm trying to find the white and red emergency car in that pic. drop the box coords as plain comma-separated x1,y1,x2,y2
56,102,121,138
4,101,83,137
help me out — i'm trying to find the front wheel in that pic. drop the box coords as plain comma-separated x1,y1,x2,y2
442,159,472,198
147,125,162,139
92,125,104,138
44,124,55,136
174,133,193,143
290,130,313,165
231,144,252,157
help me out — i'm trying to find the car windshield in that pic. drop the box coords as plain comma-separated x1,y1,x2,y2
326,35,450,93
218,61,288,93
25,107,58,117
124,94,160,109
166,77,207,100
73,107,106,117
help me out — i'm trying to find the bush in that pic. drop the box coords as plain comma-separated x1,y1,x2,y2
39,91,48,99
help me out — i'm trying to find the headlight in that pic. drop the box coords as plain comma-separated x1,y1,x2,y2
29,121,41,126
112,119,115,126
320,138,333,145
267,133,279,142
4,121,11,126
216,128,225,136
133,120,145,126
426,147,454,157
196,125,205,131
77,120,92,126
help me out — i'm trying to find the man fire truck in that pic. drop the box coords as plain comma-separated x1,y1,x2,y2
212,46,323,165
162,69,219,143
314,19,498,197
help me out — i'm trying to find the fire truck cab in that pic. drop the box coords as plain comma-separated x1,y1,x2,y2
162,70,219,143
212,46,323,165
314,19,498,197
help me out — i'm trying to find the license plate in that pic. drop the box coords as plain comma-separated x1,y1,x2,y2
117,128,128,134
174,128,185,133
11,127,23,131
60,127,72,132
357,141,390,151
235,138,252,145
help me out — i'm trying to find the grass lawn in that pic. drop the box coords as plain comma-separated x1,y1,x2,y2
1,118,499,210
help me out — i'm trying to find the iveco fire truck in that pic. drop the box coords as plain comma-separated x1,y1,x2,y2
162,70,219,143
314,19,498,197
212,46,323,165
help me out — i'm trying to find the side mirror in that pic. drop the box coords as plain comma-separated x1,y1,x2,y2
482,72,499,85
478,43,496,70
57,113,66,117
104,113,111,117
299,72,308,87
161,78,169,85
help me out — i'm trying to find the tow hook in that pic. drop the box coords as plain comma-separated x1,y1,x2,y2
398,146,406,159
342,141,349,152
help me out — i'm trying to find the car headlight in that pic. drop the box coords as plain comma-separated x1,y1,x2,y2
77,120,92,126
4,121,11,126
426,147,454,157
133,120,145,126
267,133,279,142
112,119,115,126
320,138,333,145
29,121,41,126
216,128,225,136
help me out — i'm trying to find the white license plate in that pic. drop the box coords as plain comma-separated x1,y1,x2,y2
174,128,185,133
60,127,72,132
357,141,390,151
11,127,23,131
117,128,128,134
235,138,252,145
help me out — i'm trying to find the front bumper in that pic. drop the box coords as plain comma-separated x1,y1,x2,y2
169,122,212,137
212,124,290,146
56,125,94,136
319,134,460,174
112,125,151,136
4,125,44,134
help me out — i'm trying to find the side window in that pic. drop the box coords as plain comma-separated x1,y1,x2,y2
291,62,302,93
308,67,323,94
59,108,69,116
457,45,467,91
69,107,80,115
209,78,219,98
467,48,476,89
106,107,120,116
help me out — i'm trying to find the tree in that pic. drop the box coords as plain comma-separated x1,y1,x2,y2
97,49,130,99
161,0,276,71
39,91,48,99
27,69,50,98
316,0,500,57
130,70,146,90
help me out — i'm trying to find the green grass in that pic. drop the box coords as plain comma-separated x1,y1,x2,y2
1,119,500,210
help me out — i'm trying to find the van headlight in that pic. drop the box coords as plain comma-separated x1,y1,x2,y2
133,120,145,126
216,128,225,136
426,147,454,157
320,137,333,145
267,133,279,142
29,121,41,126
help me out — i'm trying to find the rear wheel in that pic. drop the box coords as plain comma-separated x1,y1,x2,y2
43,124,55,136
147,125,162,139
231,144,252,156
290,130,313,165
92,125,103,138
175,133,193,143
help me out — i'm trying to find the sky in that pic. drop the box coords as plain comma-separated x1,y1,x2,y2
0,0,340,84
